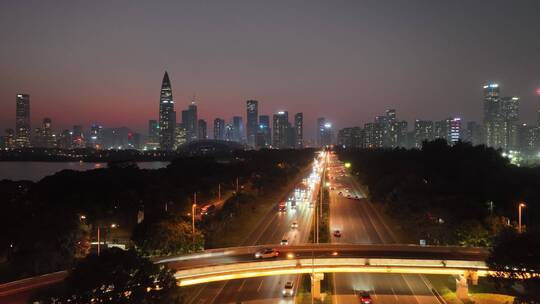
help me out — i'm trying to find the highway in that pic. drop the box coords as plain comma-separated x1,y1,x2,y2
185,156,324,303
327,153,444,303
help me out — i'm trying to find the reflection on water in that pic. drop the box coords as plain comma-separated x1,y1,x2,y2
0,161,169,182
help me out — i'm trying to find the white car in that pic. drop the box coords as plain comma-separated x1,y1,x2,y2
282,281,294,296
291,221,298,229
254,248,279,259
280,238,289,245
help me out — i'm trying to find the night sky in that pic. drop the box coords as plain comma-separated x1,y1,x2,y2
1,0,540,140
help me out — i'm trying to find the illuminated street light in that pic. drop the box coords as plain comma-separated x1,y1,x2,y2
344,162,351,169
518,202,526,233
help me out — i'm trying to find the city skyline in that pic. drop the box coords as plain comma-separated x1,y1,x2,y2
2,1,540,138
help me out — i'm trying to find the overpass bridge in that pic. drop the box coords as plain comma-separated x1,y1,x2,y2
157,243,489,297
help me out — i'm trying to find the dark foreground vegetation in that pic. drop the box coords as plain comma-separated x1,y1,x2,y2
338,140,539,246
339,140,540,301
0,149,314,286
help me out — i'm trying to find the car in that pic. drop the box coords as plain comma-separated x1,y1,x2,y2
278,202,286,212
358,291,372,303
333,230,342,237
282,281,294,297
280,238,289,245
291,221,298,229
254,248,279,259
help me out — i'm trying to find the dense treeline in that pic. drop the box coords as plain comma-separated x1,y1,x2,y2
0,149,314,282
338,140,540,245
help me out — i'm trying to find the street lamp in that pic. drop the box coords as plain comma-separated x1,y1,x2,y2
518,202,526,233
192,192,197,243
97,223,118,256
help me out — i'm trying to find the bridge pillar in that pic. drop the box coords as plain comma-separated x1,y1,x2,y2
455,274,469,301
465,270,479,285
310,273,324,300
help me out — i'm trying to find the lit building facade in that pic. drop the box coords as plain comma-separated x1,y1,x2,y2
213,118,225,140
294,112,303,149
159,72,175,150
15,94,31,148
246,100,258,147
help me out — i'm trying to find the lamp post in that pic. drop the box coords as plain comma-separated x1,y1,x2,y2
97,223,118,256
518,202,526,233
192,192,197,242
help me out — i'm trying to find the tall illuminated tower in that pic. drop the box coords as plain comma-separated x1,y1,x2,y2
537,88,540,126
15,94,31,148
246,100,258,147
159,71,175,150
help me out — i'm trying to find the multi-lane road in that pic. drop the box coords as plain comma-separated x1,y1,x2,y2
327,153,444,304
185,156,324,303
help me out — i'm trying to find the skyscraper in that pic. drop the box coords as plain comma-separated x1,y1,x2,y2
273,111,290,148
15,94,31,148
198,119,207,139
483,83,519,150
232,116,245,143
537,88,540,126
174,123,187,149
294,113,303,149
246,100,258,147
34,118,55,148
213,118,225,140
159,72,175,150
317,117,326,147
257,115,271,148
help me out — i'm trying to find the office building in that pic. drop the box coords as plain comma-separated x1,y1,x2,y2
294,113,303,149
88,124,103,149
159,72,175,150
246,100,258,147
213,118,225,140
198,119,207,139
33,118,55,148
232,116,245,143
57,130,72,149
273,111,290,148
15,94,31,148
72,125,85,148
257,115,271,148
2,129,15,149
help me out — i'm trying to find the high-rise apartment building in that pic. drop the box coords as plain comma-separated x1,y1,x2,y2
15,94,31,148
317,117,333,147
483,83,519,150
466,121,483,146
246,100,258,147
294,113,303,149
213,118,225,140
414,120,434,148
198,119,207,140
159,72,175,150
337,127,363,148
363,122,382,148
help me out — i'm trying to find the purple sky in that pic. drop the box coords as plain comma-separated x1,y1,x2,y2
1,0,540,140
